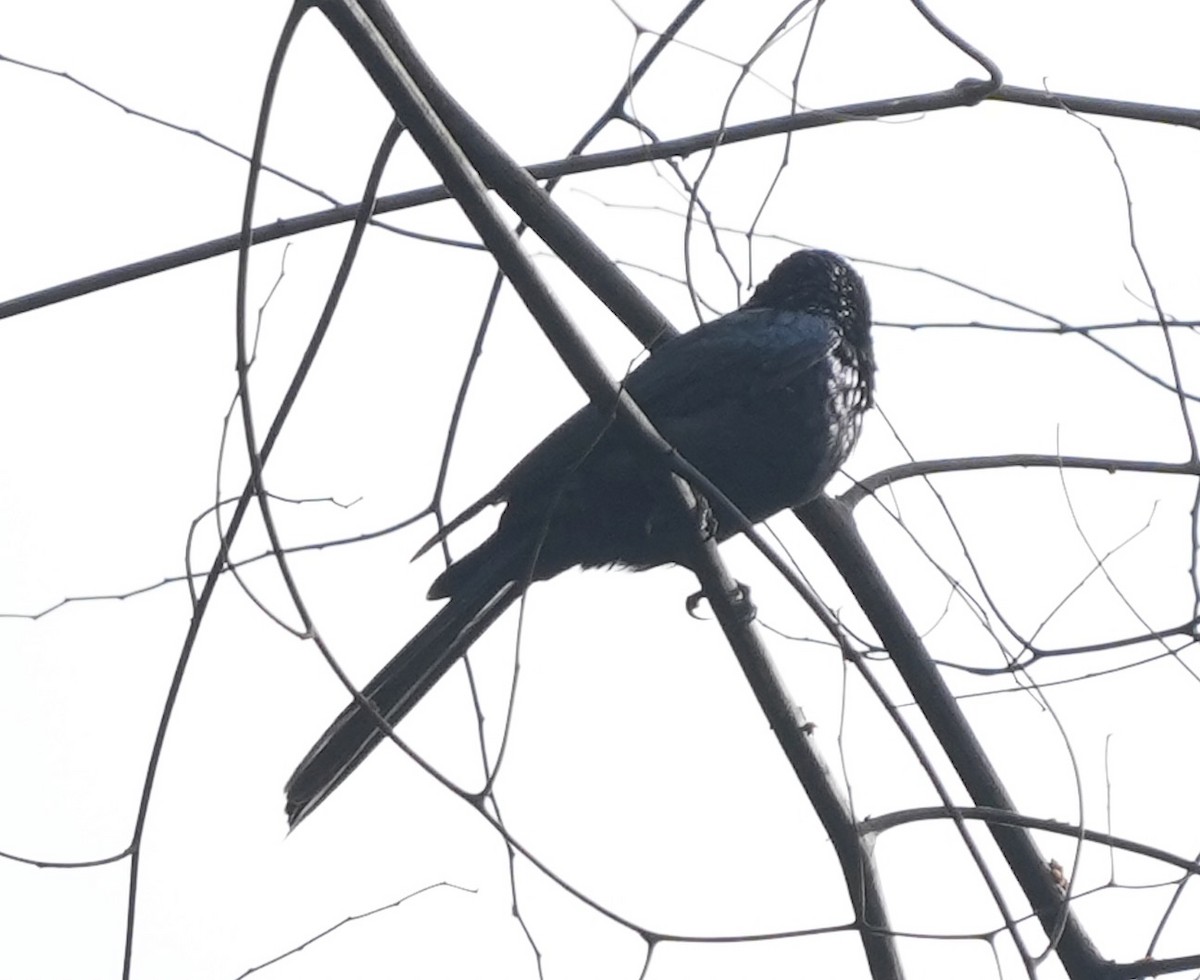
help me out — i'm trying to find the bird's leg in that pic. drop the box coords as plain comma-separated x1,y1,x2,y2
685,581,756,622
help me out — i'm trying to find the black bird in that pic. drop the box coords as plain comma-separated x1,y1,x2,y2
285,249,875,827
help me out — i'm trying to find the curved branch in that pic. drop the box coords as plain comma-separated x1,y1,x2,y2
842,453,1200,509
861,806,1200,876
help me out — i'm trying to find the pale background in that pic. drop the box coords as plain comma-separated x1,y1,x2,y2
2,2,1198,977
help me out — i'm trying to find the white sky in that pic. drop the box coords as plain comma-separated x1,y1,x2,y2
2,2,1199,978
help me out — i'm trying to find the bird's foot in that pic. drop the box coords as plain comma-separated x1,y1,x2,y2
685,582,756,622
694,494,719,541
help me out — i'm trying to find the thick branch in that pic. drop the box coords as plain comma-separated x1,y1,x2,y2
686,532,904,979
801,495,1106,978
315,2,904,974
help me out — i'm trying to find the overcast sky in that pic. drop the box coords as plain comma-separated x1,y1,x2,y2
3,2,1199,978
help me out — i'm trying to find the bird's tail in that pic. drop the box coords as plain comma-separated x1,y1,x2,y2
285,562,523,829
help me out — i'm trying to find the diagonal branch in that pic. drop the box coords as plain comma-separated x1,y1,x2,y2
6,82,1193,322
315,1,905,974
801,494,1106,978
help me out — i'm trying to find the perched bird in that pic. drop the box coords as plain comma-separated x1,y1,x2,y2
285,248,875,827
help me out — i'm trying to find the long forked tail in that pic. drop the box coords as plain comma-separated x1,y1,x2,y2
285,572,523,829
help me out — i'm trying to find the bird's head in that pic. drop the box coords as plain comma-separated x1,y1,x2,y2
747,248,875,407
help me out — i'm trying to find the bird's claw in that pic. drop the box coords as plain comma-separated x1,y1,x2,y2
694,495,719,541
685,582,756,622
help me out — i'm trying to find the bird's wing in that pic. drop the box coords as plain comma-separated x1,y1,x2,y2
413,406,602,561
421,307,833,549
623,307,835,416
494,307,835,488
